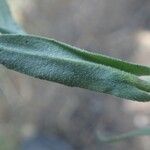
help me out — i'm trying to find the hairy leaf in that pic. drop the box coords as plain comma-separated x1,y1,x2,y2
0,34,150,101
0,0,24,34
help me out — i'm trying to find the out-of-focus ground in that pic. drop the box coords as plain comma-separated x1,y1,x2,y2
0,0,150,149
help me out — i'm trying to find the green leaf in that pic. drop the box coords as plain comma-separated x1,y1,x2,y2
0,34,150,101
97,127,150,143
0,0,24,34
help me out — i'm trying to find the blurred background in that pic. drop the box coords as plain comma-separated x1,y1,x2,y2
0,0,150,149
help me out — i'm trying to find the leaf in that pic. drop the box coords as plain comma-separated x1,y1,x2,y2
0,34,150,101
0,0,24,34
97,127,150,143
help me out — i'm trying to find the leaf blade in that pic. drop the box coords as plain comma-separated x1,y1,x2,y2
0,34,150,101
0,0,24,34
97,127,150,143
